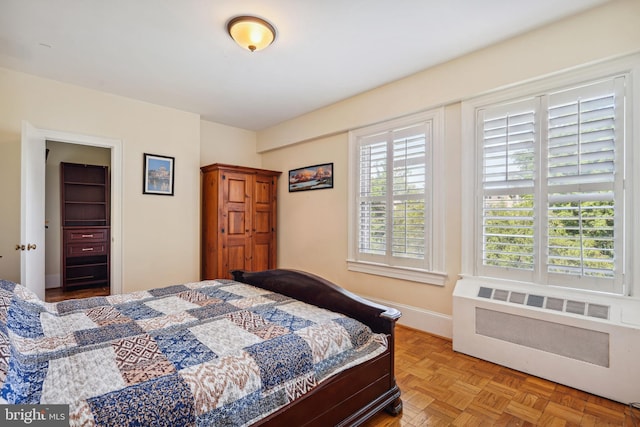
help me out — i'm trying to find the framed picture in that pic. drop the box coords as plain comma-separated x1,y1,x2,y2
143,153,175,196
288,162,333,192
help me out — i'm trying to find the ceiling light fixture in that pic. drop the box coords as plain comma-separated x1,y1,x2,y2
227,15,276,52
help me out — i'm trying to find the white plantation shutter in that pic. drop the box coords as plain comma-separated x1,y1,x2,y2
359,136,387,256
545,78,625,290
476,75,627,293
479,99,537,277
357,120,430,268
349,108,446,285
392,126,427,259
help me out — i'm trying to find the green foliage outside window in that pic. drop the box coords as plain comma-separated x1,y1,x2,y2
483,195,614,277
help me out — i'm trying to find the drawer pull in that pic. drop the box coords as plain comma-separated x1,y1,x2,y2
81,234,94,238
81,248,95,252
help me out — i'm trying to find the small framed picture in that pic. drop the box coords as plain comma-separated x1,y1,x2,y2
288,163,333,192
143,153,175,196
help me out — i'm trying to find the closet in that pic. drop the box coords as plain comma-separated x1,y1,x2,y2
60,162,110,289
201,163,280,279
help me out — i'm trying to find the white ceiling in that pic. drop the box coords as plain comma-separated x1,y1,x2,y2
0,0,610,131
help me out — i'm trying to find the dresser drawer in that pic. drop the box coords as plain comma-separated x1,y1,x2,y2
66,243,108,257
65,229,108,243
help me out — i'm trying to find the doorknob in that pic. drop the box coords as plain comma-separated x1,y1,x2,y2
15,244,36,251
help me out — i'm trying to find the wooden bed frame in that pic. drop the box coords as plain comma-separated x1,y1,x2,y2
231,269,402,426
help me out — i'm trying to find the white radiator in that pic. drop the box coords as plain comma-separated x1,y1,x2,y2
453,277,640,404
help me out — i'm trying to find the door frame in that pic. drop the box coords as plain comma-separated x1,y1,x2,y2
23,123,123,295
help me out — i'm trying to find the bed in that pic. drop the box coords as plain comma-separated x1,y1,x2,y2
0,269,402,426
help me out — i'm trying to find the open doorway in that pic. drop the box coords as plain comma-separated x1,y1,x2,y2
44,141,111,299
20,122,123,300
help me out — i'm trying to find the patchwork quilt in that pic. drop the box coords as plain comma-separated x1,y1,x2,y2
0,279,388,426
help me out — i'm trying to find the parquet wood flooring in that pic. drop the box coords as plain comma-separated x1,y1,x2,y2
364,326,638,426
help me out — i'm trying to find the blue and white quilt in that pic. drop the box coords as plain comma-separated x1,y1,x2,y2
0,279,387,426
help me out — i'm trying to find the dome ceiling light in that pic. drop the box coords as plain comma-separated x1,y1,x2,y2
227,16,276,52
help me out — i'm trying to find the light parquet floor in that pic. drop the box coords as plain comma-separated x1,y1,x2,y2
364,326,638,427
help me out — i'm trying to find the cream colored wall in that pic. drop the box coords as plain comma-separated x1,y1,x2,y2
0,68,201,292
44,141,111,288
260,0,640,320
0,138,20,283
200,120,261,168
263,133,347,277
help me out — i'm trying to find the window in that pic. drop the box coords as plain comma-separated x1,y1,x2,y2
348,110,446,285
465,66,633,295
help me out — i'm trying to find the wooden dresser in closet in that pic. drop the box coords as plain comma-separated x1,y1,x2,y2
201,163,281,279
60,162,110,289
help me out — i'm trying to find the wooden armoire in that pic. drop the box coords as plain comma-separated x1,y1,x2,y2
201,163,281,279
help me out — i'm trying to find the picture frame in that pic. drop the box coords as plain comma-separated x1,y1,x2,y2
143,153,175,196
288,162,333,192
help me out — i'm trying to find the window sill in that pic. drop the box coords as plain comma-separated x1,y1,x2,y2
346,260,447,286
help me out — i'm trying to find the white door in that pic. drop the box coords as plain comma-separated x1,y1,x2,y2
20,121,46,299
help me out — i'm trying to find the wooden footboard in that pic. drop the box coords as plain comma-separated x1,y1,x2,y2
232,269,402,426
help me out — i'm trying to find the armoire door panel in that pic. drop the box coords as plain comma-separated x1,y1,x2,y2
227,178,247,203
227,211,246,235
254,211,271,234
254,180,271,205
252,242,272,272
226,243,247,273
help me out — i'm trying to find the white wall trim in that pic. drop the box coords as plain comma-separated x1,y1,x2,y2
347,260,447,286
360,293,453,339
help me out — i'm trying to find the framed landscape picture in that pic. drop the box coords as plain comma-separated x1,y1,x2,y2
288,163,333,192
143,153,175,196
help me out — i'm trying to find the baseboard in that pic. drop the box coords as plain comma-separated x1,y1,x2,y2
361,295,452,339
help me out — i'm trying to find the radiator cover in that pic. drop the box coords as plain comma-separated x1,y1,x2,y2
453,277,640,404
476,308,609,367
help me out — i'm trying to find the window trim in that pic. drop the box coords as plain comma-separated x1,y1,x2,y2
461,53,639,296
347,108,447,286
